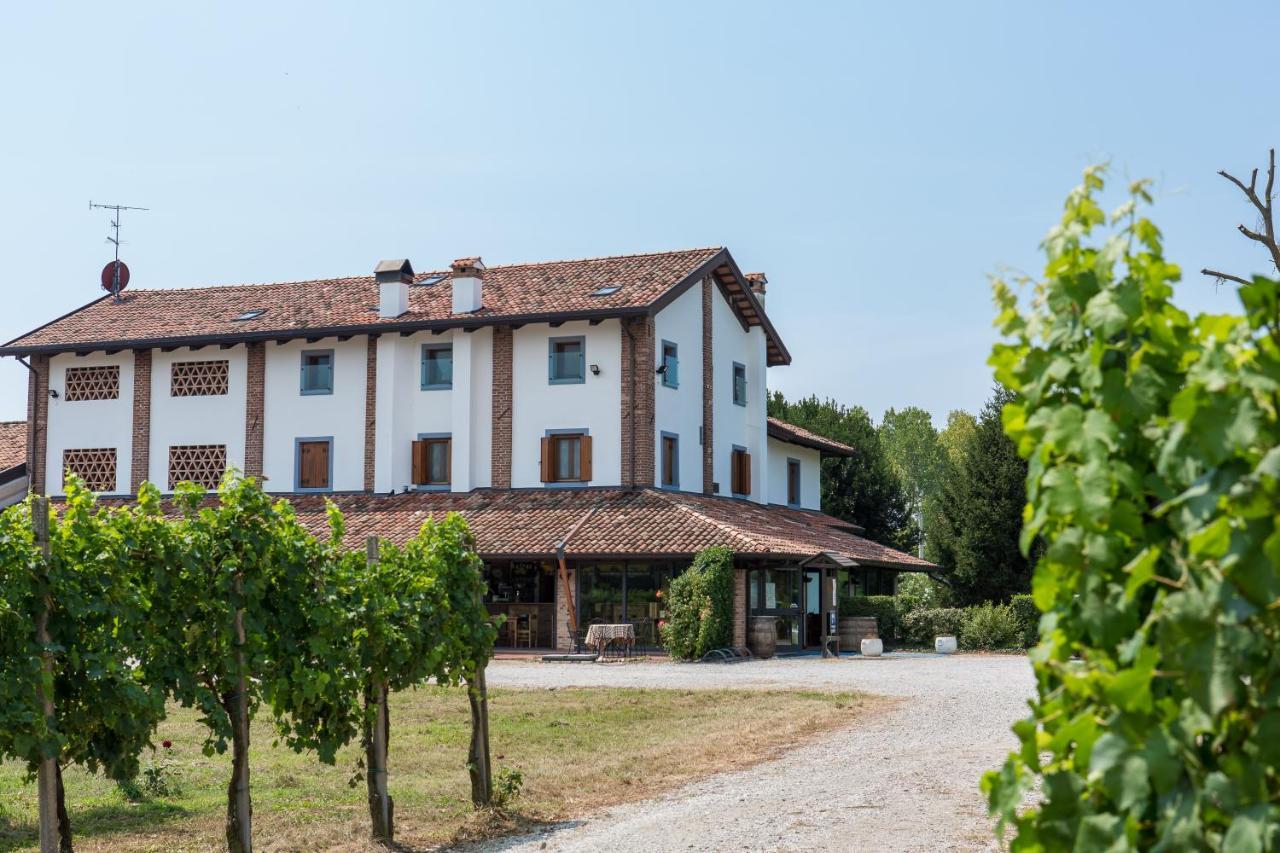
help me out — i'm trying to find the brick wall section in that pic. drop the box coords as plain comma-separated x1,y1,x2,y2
555,564,577,651
130,350,152,492
620,315,656,487
732,566,747,648
243,342,265,480
702,277,714,493
491,326,513,488
363,335,378,491
27,354,48,495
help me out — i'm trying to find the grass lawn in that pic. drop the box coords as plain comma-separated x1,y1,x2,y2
0,683,874,852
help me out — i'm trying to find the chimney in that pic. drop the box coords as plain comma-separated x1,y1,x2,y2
451,257,485,313
374,259,414,318
746,272,768,306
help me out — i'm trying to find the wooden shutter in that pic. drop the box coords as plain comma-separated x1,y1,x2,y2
300,441,329,489
540,436,553,482
740,451,751,496
580,435,593,482
412,440,428,485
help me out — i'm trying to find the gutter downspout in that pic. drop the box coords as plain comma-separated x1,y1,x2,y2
554,506,598,653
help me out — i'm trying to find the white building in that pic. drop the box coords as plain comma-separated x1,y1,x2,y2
3,247,930,651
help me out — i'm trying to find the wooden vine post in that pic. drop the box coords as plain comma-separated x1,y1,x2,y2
31,496,61,853
467,586,492,807
226,569,252,853
365,536,393,841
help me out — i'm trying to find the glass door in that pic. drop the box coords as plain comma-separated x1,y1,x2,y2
748,568,802,649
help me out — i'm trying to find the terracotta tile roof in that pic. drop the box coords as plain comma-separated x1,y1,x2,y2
0,421,26,473
274,488,932,569
3,248,790,365
766,417,855,457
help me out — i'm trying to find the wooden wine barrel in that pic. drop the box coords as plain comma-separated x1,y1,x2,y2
748,616,778,660
839,616,878,650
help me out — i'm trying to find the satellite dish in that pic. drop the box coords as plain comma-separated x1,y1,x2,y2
100,260,130,293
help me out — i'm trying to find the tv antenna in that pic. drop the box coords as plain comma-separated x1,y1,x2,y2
89,200,148,301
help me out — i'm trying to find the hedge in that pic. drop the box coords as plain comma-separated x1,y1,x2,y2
662,546,735,660
838,595,902,641
1008,594,1038,648
899,607,965,646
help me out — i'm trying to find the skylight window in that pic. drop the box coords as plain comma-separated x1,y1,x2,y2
590,285,622,297
418,275,446,286
232,309,267,322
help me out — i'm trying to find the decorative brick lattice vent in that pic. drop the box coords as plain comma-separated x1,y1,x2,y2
63,448,117,492
64,366,120,401
168,444,227,490
171,360,230,397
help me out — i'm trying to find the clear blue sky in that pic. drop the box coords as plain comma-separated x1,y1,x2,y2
2,2,1276,425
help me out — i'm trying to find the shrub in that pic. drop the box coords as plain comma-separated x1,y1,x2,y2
959,602,1022,651
899,607,964,646
662,546,735,660
1007,594,1038,648
895,572,952,612
838,595,901,641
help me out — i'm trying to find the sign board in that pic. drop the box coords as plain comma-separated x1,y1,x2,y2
827,610,838,636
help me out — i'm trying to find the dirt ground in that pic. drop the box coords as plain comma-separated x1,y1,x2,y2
466,652,1036,852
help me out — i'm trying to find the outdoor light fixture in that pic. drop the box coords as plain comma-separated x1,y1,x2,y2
590,364,601,376
654,364,668,376
48,389,59,399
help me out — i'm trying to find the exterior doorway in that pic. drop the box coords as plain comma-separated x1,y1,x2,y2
747,567,802,650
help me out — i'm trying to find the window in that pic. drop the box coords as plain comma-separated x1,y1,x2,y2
232,309,267,322
412,435,451,487
62,448,117,492
541,431,592,484
64,365,120,401
171,360,230,397
421,344,453,390
787,458,801,507
732,362,747,407
168,444,227,490
589,285,622,297
548,336,585,384
660,340,679,389
730,446,751,496
660,433,679,488
300,350,334,395
295,438,332,491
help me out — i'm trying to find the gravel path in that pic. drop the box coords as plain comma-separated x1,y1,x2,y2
466,653,1035,853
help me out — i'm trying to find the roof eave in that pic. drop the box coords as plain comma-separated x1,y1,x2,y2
0,305,653,357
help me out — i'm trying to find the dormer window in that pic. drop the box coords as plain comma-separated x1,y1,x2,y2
548,336,586,385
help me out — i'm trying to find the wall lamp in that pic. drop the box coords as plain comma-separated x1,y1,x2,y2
48,389,59,399
654,364,668,376
589,364,601,376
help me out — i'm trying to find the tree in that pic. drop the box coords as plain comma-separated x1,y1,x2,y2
927,388,1032,604
768,392,916,551
984,161,1280,848
0,481,171,852
879,406,943,556
151,475,361,853
341,510,496,841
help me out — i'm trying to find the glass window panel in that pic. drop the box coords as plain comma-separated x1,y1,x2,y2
550,339,584,382
661,342,678,388
625,563,669,648
580,563,624,626
427,440,449,483
423,346,453,388
301,352,333,393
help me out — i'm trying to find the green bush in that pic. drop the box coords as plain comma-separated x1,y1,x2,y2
899,607,964,646
1007,594,1038,648
959,602,1022,651
838,595,901,640
894,572,952,612
661,546,735,660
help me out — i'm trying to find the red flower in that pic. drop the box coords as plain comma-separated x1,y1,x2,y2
162,740,173,749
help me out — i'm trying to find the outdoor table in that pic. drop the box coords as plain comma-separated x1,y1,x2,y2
584,623,636,656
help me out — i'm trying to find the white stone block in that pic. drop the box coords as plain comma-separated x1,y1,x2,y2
860,638,883,657
935,635,957,654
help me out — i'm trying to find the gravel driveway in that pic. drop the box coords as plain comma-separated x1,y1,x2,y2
467,653,1035,853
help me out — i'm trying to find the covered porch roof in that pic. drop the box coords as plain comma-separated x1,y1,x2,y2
284,487,934,570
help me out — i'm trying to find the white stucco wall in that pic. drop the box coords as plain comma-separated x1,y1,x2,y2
263,337,367,491
148,348,248,488
511,320,621,488
711,290,768,502
652,283,703,490
45,351,134,495
766,437,821,510
373,328,493,492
